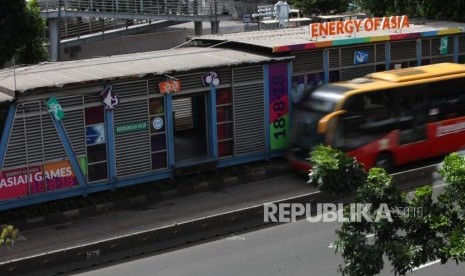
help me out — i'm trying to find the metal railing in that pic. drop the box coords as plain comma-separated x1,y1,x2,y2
39,0,234,16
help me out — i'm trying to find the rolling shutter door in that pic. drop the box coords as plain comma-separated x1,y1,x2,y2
3,109,26,168
293,50,324,74
340,65,375,81
233,66,265,155
113,80,152,176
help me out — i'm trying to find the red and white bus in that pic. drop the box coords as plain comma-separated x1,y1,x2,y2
288,63,465,172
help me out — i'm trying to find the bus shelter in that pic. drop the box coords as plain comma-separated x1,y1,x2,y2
0,47,292,210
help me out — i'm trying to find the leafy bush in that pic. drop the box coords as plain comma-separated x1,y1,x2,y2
308,145,367,195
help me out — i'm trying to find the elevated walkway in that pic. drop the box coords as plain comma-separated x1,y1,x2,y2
39,0,236,60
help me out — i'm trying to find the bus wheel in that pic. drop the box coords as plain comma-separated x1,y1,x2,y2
375,153,393,173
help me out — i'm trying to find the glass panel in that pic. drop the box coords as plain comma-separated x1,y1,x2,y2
151,133,166,152
292,75,305,104
85,106,104,125
151,152,167,170
306,72,324,90
149,98,165,115
216,106,232,122
218,140,233,157
329,70,340,82
216,88,232,105
88,162,108,182
217,123,233,140
87,143,107,163
150,115,166,133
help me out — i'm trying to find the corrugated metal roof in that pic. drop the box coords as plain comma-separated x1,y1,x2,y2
196,21,465,53
0,47,286,93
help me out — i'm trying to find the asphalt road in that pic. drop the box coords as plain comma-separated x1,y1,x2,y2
71,181,464,276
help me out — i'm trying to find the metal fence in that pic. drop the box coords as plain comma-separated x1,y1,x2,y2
39,0,235,16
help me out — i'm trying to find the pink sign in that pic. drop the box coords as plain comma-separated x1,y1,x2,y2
0,167,30,201
0,160,78,201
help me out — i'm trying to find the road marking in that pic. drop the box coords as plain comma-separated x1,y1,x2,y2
226,235,246,241
411,259,440,272
329,233,375,249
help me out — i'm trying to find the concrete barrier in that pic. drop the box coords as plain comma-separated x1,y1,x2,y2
0,251,67,276
131,228,165,256
190,215,223,241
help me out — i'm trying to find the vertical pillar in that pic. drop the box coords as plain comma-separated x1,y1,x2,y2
194,21,203,36
385,42,391,70
210,21,219,34
416,39,422,66
0,103,17,169
207,86,218,158
104,108,116,184
263,65,270,156
50,113,88,195
454,35,459,63
323,48,329,84
48,18,60,62
165,93,175,171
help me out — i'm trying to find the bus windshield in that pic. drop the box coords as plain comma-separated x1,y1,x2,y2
291,85,347,151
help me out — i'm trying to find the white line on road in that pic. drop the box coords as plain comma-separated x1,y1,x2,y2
411,259,440,272
329,233,375,248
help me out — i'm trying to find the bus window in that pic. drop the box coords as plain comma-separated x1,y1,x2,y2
335,91,395,150
428,78,465,122
397,87,428,144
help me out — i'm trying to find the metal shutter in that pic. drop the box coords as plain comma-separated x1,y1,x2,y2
113,81,151,176
58,95,86,157
3,110,26,168
340,65,375,81
421,39,431,57
233,83,265,155
24,104,43,164
329,48,340,68
459,35,465,54
172,97,193,131
391,40,417,61
431,56,454,64
375,43,386,62
233,65,263,82
293,50,324,74
40,102,67,162
172,72,205,92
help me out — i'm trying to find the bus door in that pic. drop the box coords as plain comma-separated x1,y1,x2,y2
395,86,429,163
336,91,397,167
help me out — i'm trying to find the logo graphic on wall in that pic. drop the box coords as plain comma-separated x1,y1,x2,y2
440,36,448,55
101,84,119,109
202,71,220,86
86,124,106,145
46,96,65,121
152,117,164,130
159,80,181,94
354,50,369,65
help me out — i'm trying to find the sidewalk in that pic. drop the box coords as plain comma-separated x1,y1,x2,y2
0,172,312,263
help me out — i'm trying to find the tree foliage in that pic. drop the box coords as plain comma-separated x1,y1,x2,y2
290,0,350,16
353,0,465,22
0,0,48,67
308,145,367,195
329,150,465,275
0,225,20,246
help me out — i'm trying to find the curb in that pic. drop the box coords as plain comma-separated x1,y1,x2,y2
0,164,437,276
10,160,291,230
